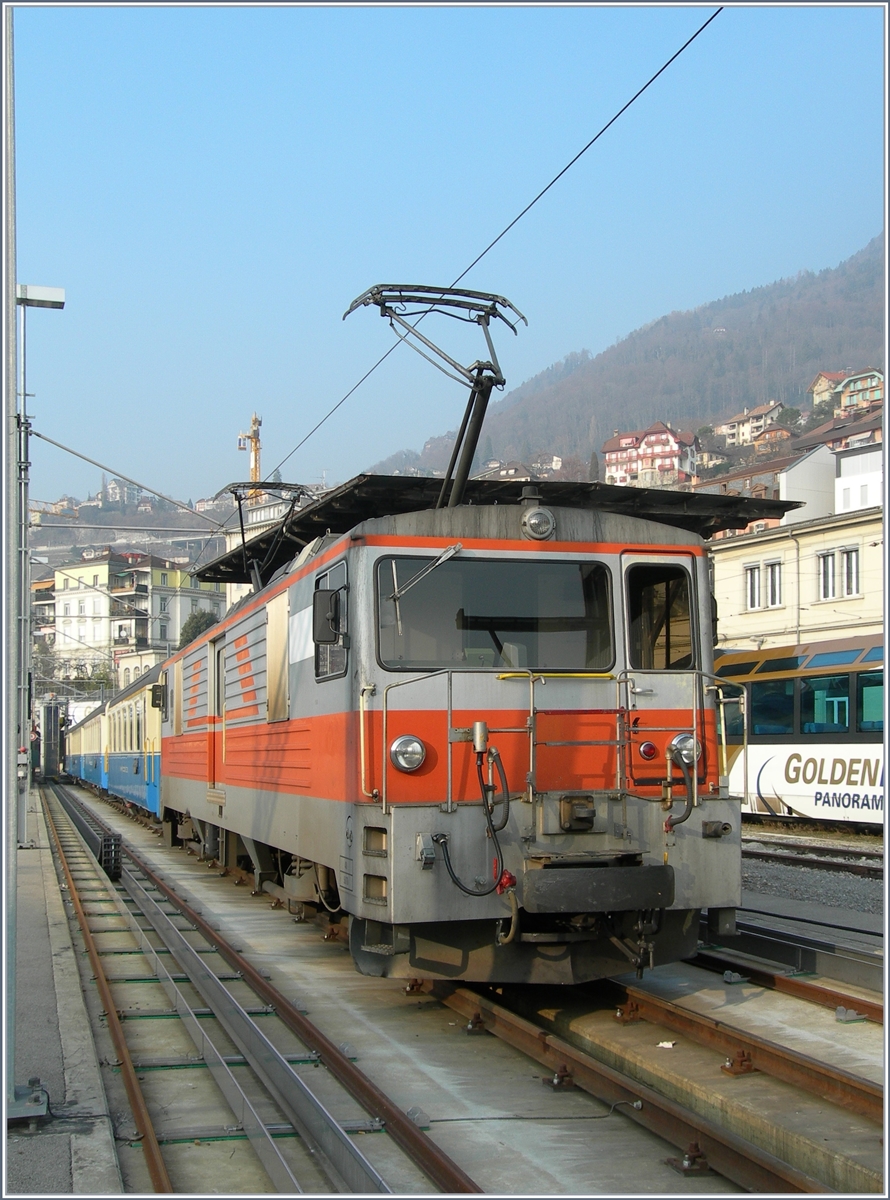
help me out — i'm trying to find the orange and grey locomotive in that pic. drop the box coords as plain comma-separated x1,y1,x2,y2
156,472,793,984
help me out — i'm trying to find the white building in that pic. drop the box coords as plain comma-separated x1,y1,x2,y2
714,402,784,447
834,444,884,515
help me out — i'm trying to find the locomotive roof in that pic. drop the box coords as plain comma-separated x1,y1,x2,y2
195,472,800,585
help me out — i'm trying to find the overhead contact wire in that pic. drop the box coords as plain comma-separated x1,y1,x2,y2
271,6,724,475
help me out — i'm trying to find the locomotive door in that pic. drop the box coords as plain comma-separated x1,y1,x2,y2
621,552,700,788
210,638,226,788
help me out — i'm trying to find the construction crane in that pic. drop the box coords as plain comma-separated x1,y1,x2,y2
237,414,263,506
29,498,79,525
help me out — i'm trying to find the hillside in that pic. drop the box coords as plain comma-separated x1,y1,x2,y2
371,234,884,474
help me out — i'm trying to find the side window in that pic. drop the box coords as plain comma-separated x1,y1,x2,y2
627,563,694,670
801,674,849,735
315,561,348,679
857,670,883,733
750,679,794,736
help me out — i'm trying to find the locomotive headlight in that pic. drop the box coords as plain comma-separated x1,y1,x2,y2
670,734,702,765
520,506,556,541
390,735,426,772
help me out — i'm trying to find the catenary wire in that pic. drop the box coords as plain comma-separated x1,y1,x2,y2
269,6,723,479
30,430,224,530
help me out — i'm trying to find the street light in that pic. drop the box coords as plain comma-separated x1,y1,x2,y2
15,283,64,848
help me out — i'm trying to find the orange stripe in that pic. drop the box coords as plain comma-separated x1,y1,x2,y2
359,533,704,556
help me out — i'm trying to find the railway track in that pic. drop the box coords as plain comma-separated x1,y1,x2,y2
47,782,883,1194
42,783,480,1194
741,837,883,879
421,979,882,1193
712,903,884,995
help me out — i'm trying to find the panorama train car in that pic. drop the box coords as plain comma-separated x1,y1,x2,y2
715,635,884,826
66,664,163,816
152,473,794,985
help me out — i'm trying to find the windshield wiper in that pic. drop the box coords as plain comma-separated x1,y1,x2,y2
390,543,462,636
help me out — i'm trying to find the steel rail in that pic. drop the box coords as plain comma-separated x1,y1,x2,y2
741,837,883,862
742,846,882,879
40,790,174,1193
422,981,831,1194
691,950,884,1024
118,857,390,1194
612,983,882,1124
60,784,482,1194
96,847,327,1192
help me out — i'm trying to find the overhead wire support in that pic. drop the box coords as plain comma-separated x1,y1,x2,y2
269,6,723,478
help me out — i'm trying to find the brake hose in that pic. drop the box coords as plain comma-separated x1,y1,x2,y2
664,752,695,832
488,747,511,833
432,751,507,896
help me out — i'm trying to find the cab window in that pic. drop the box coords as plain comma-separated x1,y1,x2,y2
315,562,348,679
627,564,693,670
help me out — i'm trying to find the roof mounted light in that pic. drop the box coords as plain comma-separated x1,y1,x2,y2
520,506,556,541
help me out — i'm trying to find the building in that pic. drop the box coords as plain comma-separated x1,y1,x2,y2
709,506,883,651
752,423,795,457
707,417,884,651
692,446,836,537
806,371,849,411
33,551,225,690
834,444,884,515
104,477,142,508
831,369,883,419
472,460,540,483
714,402,784,447
602,422,697,488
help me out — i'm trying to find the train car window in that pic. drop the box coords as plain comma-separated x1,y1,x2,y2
800,674,850,734
750,679,794,736
627,564,693,670
376,557,613,671
805,649,861,669
715,660,757,677
315,562,348,679
266,593,289,719
861,646,883,663
755,656,806,673
857,671,884,733
136,704,142,751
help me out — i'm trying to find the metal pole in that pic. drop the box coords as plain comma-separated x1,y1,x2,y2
448,375,495,508
4,1,20,1109
17,299,28,844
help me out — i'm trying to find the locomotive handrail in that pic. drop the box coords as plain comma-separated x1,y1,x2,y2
495,672,615,680
359,684,379,800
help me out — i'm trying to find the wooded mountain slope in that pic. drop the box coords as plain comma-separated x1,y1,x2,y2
372,234,883,473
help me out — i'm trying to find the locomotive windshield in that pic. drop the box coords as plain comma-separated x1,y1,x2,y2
376,556,613,671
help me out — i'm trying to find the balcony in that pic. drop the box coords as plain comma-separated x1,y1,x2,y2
113,636,149,648
109,580,149,595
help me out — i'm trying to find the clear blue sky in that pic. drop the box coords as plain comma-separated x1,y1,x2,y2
14,3,885,505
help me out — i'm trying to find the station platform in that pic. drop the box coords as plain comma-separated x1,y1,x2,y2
5,790,121,1195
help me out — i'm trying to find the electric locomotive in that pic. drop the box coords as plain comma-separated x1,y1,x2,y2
68,286,798,984
154,472,795,984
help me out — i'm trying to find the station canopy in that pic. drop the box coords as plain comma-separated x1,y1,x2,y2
194,473,801,586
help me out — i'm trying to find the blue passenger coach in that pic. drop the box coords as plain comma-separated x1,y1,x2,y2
66,663,164,817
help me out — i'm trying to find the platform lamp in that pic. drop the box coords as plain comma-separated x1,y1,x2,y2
6,284,64,1121
15,285,64,842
